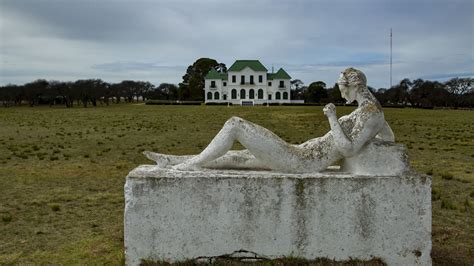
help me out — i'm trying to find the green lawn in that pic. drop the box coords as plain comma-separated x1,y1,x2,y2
0,104,473,265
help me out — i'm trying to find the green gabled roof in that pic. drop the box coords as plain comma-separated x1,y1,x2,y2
269,68,291,80
205,68,226,80
228,60,268,72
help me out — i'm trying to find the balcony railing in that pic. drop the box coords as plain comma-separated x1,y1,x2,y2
278,85,286,89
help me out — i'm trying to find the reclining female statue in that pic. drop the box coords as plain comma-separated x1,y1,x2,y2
144,67,395,173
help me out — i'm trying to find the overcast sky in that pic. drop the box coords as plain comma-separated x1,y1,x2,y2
0,0,473,89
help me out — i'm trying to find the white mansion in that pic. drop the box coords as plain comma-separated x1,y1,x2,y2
204,60,292,105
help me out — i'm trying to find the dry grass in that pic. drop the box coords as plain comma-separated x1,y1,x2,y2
0,104,472,264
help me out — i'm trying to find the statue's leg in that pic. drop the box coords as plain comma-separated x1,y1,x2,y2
174,116,313,171
204,150,268,170
144,150,267,169
143,151,193,167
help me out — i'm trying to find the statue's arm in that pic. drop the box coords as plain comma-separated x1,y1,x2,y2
376,121,395,142
324,104,383,157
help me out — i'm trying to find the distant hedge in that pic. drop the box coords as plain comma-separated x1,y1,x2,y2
145,100,202,105
205,102,233,106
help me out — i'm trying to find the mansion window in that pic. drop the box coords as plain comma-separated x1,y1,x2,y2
223,82,227,86
283,91,288,100
240,89,246,99
231,89,237,99
276,92,281,100
214,92,220,100
259,75,263,83
268,81,272,86
250,75,254,84
258,89,263,99
268,94,272,100
279,80,284,88
210,81,216,88
207,92,212,100
249,89,255,99
232,75,236,83
241,75,245,84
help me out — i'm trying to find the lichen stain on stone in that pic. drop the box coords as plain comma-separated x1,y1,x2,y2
293,179,309,252
418,174,431,185
361,101,381,115
349,178,373,193
241,183,258,222
403,172,430,188
268,178,284,225
356,192,376,239
413,250,422,257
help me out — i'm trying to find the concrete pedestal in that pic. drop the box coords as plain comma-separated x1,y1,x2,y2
124,166,431,266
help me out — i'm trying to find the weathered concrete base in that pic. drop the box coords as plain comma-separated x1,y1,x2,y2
124,166,431,266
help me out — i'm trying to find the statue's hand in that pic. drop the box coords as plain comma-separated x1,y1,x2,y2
323,103,337,118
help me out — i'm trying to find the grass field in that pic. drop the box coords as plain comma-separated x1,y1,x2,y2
0,104,473,265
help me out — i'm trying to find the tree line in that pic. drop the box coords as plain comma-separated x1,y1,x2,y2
290,77,473,108
0,79,155,107
0,58,225,107
1,56,472,108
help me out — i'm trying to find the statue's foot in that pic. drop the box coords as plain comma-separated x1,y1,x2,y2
143,151,172,168
171,162,203,171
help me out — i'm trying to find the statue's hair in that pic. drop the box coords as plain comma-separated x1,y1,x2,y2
339,67,367,88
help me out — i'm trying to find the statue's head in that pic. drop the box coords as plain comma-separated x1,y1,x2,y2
337,67,367,104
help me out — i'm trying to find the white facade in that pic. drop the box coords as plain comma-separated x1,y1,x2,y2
204,60,292,105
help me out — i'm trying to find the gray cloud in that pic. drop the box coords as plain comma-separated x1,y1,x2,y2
92,61,184,72
0,0,472,88
420,72,474,80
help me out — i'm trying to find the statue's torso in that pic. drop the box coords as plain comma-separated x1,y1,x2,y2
295,103,387,171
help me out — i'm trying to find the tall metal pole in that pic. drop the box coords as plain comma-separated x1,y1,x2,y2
390,28,393,89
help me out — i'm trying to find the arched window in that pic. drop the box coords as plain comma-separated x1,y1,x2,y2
214,92,220,100
231,89,237,99
283,91,288,100
276,92,281,100
249,89,255,99
207,92,212,100
258,89,263,99
240,89,246,99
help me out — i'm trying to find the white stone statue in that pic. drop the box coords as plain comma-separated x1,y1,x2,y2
144,67,402,174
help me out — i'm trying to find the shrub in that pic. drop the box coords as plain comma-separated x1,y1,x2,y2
431,188,441,201
441,172,454,180
441,198,457,210
2,213,12,223
49,203,61,212
464,199,471,208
